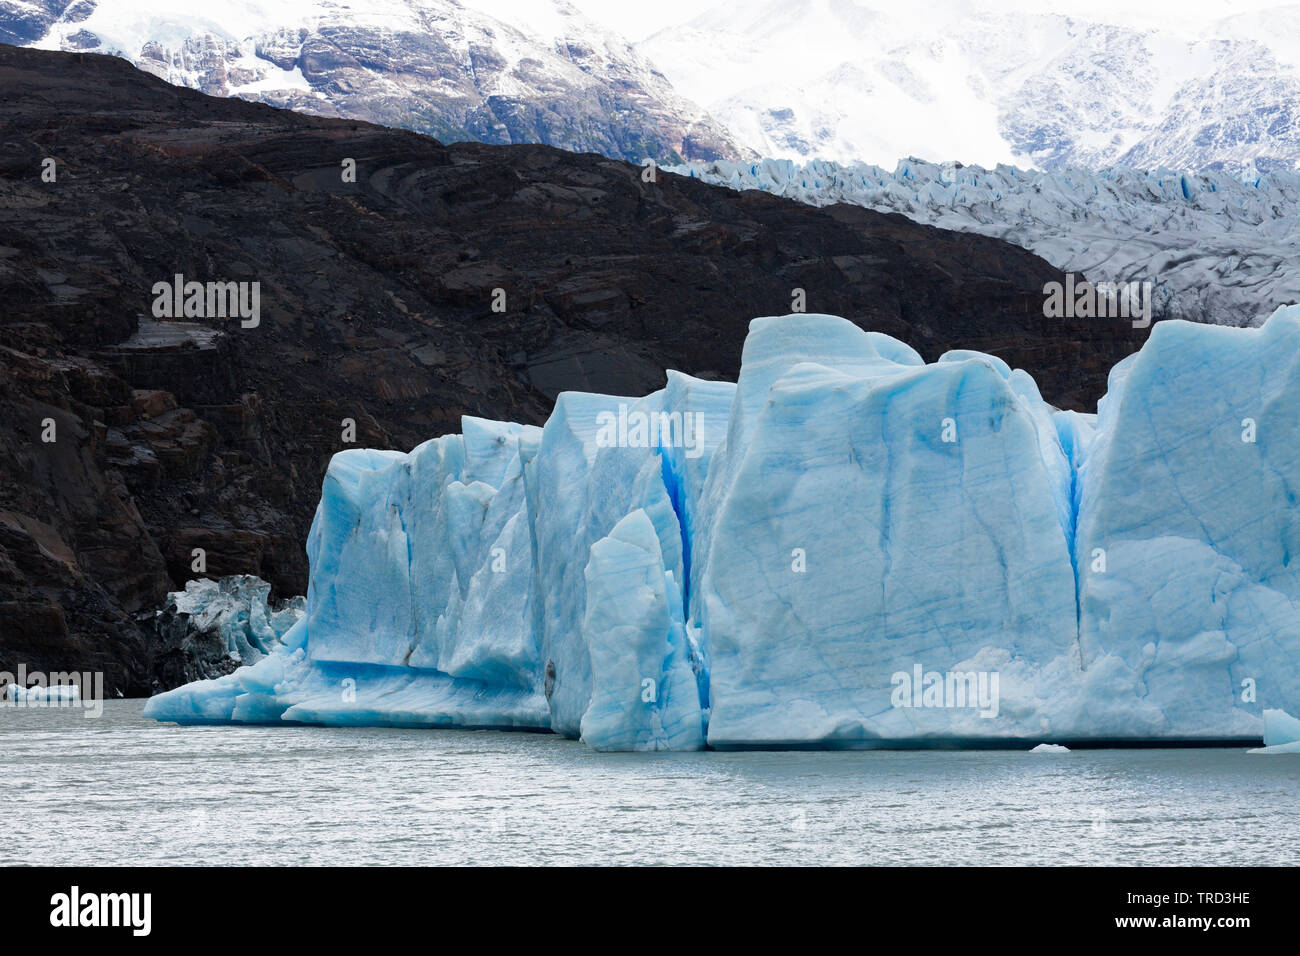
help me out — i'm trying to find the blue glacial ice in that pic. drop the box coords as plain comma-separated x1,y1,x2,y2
580,509,704,751
145,309,1300,750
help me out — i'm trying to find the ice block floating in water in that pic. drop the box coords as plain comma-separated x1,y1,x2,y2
146,309,1300,750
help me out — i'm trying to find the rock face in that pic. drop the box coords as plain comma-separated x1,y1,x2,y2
4,0,749,165
0,44,1146,693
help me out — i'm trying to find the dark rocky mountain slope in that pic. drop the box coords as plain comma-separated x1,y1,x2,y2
0,44,1146,693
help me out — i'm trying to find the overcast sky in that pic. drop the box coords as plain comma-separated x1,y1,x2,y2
566,0,708,41
566,0,1295,42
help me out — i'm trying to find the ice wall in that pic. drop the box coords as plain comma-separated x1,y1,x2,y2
692,317,1078,746
146,309,1300,750
146,374,734,750
580,510,704,751
1075,313,1300,736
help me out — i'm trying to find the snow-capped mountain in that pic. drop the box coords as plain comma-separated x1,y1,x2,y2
668,156,1300,327
640,0,1300,173
1,0,748,163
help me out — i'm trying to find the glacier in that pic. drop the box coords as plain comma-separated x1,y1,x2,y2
665,157,1300,330
145,309,1300,750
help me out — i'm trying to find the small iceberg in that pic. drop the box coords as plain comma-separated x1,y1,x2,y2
1248,709,1300,754
2,683,80,703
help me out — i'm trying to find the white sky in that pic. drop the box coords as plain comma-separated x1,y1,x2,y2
567,0,1297,42
566,0,713,40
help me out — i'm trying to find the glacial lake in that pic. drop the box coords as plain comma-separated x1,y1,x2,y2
3,700,1297,866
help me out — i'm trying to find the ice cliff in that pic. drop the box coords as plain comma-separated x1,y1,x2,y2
666,157,1300,329
145,310,1300,750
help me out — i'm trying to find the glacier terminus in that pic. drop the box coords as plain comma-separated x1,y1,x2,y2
145,310,1300,751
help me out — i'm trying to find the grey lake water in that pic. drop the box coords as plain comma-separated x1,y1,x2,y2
2,700,1297,866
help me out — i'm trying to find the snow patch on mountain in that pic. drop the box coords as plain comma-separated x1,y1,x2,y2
8,0,747,163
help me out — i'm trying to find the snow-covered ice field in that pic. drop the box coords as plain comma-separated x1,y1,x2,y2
668,157,1300,329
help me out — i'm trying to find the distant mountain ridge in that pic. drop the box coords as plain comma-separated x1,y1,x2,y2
10,0,1300,174
640,0,1300,174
